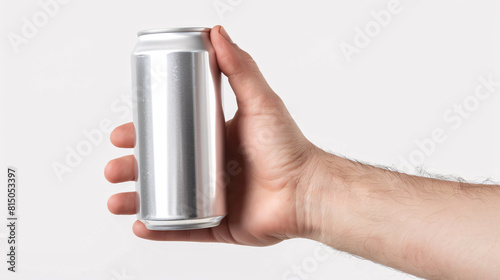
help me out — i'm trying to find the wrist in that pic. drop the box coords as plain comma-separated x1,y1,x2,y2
294,148,406,252
293,147,357,246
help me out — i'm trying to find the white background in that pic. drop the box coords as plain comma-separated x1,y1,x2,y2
1,0,499,279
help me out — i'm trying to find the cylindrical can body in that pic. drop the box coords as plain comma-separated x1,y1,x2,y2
131,27,225,230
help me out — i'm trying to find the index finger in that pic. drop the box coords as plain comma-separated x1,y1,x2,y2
111,122,135,148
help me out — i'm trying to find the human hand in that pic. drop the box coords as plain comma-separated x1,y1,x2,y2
105,25,500,279
105,25,319,246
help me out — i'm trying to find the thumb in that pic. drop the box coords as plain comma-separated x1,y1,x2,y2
211,25,278,114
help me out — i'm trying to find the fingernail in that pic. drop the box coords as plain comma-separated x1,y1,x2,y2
219,26,234,43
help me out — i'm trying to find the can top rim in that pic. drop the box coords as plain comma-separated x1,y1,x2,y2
138,27,211,36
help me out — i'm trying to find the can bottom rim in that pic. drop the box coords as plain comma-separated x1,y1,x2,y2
141,215,225,231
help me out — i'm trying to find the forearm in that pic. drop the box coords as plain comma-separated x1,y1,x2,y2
296,148,500,279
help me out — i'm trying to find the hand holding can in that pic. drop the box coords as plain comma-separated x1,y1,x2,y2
107,26,309,247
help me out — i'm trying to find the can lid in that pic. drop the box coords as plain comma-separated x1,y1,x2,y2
137,27,211,36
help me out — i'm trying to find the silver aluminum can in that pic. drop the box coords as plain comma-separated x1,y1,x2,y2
131,27,225,230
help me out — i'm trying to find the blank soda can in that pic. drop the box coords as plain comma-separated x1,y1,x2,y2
131,27,226,230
